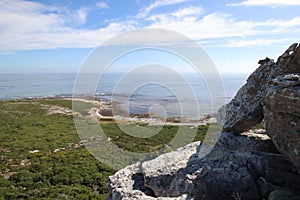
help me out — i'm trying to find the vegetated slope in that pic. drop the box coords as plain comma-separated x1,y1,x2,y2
0,99,209,199
0,99,114,199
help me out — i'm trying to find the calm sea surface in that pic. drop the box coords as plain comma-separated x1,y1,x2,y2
0,73,248,118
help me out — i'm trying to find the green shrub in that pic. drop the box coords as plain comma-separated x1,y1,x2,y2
0,99,213,199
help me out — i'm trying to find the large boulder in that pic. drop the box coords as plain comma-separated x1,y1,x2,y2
193,148,300,200
141,142,200,197
217,43,300,133
107,142,200,200
264,74,300,173
107,131,300,200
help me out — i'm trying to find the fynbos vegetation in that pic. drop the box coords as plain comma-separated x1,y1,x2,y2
0,99,209,199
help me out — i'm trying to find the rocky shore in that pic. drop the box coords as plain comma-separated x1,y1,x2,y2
107,43,300,200
72,97,217,126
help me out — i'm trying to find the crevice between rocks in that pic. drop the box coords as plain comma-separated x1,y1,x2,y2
131,173,156,197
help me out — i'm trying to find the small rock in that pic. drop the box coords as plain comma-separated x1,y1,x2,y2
29,150,40,153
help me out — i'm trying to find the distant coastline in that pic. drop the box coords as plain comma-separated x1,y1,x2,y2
0,73,248,119
1,96,217,126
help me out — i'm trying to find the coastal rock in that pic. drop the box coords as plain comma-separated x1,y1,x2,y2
107,142,200,200
217,43,300,133
107,163,162,200
107,132,300,199
264,83,300,174
141,131,279,198
142,142,200,197
193,149,300,200
215,130,278,153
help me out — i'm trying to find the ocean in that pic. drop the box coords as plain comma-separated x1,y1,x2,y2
0,73,248,119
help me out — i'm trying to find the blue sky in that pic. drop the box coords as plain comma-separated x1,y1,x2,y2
0,0,300,74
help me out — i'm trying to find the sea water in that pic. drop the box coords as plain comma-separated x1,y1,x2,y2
0,73,248,118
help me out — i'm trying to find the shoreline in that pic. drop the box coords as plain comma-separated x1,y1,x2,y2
1,96,217,126
67,97,217,126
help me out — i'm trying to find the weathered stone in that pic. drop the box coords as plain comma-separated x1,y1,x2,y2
217,43,300,133
277,43,300,67
193,150,259,200
108,132,300,200
273,74,300,87
193,149,300,200
215,130,278,153
141,133,282,198
142,142,200,197
107,163,149,200
264,84,300,174
107,142,200,200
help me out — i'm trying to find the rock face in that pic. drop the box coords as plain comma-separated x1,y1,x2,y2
217,43,300,172
107,142,200,200
107,44,300,200
108,131,300,200
264,81,300,173
193,149,300,200
141,142,200,197
217,43,300,133
215,129,278,153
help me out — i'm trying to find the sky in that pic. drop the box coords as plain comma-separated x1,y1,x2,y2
0,0,300,74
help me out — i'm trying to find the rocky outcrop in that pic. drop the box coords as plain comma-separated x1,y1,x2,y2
217,43,300,133
107,142,200,200
217,43,300,172
108,43,300,200
108,131,300,200
142,142,200,197
193,149,300,200
264,76,300,173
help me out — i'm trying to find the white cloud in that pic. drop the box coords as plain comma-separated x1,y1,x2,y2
0,0,55,13
138,0,189,18
147,12,255,39
1,0,300,52
144,5,300,40
274,17,300,29
226,38,292,47
0,0,131,52
0,22,132,52
0,1,61,34
227,0,300,7
172,6,203,18
76,7,89,24
96,1,109,9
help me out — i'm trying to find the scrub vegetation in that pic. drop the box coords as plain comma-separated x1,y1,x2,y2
0,99,211,199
